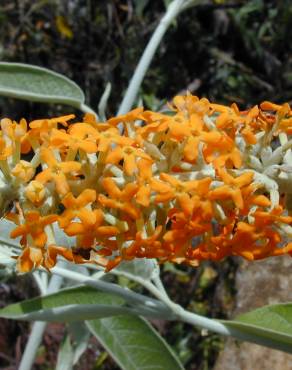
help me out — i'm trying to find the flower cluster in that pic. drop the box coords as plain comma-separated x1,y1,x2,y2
0,95,291,272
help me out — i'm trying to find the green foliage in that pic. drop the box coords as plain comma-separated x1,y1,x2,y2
0,62,85,108
87,315,184,370
221,302,292,353
56,334,74,370
0,286,125,321
0,283,184,368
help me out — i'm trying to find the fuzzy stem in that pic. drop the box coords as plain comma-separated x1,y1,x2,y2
80,103,99,119
105,266,292,353
51,266,169,313
117,0,188,116
18,322,47,370
18,273,63,370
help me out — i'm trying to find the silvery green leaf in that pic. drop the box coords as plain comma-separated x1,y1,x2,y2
0,244,17,266
69,322,91,365
0,219,19,241
56,333,74,370
221,302,292,353
0,285,126,322
0,221,20,269
87,315,184,370
0,62,85,108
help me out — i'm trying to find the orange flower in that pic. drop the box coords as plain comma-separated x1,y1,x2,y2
105,145,152,176
137,111,172,138
0,117,30,153
167,115,204,163
10,211,58,248
203,134,242,169
97,129,134,152
163,209,212,259
28,115,75,146
0,137,12,160
49,128,98,154
59,189,96,228
1,94,291,272
240,184,271,213
36,148,81,196
279,116,292,135
151,173,212,216
212,104,259,144
44,245,74,269
25,180,46,205
121,226,163,260
70,123,133,152
171,95,210,116
260,101,288,112
17,245,43,272
107,107,143,127
252,206,292,228
11,160,35,182
29,115,75,130
136,158,153,207
64,209,119,248
241,106,260,144
208,169,254,209
98,177,140,220
16,244,74,272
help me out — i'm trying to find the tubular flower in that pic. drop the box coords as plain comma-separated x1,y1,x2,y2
0,94,291,272
49,128,99,155
0,136,12,160
11,160,35,183
64,208,120,250
36,148,81,196
98,178,140,220
105,145,152,176
208,169,254,210
10,211,58,248
58,189,96,228
25,180,46,205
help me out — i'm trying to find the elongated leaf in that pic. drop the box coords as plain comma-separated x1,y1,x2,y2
220,302,292,353
2,303,140,322
56,334,74,370
87,315,184,370
0,285,125,321
0,62,85,108
69,322,91,365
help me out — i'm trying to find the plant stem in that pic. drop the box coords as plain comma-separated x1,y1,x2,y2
32,271,47,295
98,82,112,121
80,103,99,119
35,264,292,353
152,275,169,298
51,266,231,335
18,273,63,370
18,322,47,370
117,0,187,116
51,266,169,313
137,280,292,353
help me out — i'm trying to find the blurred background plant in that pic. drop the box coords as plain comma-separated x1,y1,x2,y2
0,0,291,369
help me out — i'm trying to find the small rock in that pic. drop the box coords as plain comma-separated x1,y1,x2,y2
214,256,292,370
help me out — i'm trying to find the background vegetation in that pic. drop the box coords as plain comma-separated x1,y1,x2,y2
0,0,291,369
